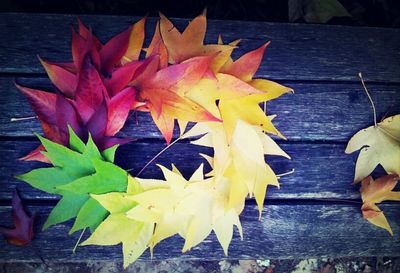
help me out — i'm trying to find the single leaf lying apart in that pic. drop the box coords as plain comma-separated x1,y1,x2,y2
17,128,127,234
345,77,399,234
0,191,35,246
345,115,400,183
360,175,400,235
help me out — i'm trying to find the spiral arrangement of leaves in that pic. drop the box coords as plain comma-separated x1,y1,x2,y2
16,12,292,267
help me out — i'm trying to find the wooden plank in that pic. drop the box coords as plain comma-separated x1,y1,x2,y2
0,13,399,82
0,140,381,201
0,203,399,262
2,77,399,141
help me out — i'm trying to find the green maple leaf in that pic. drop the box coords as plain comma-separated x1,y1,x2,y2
81,178,154,269
17,126,128,234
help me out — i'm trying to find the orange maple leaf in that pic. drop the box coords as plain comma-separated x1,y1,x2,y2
158,11,234,68
360,174,400,235
220,41,293,98
145,21,169,69
131,55,220,144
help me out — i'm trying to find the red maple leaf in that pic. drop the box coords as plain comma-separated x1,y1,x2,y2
18,55,135,162
0,191,35,246
41,18,146,98
18,19,146,162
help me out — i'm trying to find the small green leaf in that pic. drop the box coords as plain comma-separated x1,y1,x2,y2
70,197,108,234
43,192,88,230
68,126,85,153
102,145,119,163
83,134,102,160
16,167,72,194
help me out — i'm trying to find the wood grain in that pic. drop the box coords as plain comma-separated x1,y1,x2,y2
2,77,399,141
0,13,399,260
1,203,399,262
0,140,387,201
0,13,399,82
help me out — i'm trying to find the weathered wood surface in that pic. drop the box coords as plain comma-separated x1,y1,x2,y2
1,78,399,141
1,141,372,200
1,203,399,262
0,13,399,261
1,13,400,82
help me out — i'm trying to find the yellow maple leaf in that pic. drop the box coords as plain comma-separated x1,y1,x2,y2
345,115,400,182
126,164,243,256
186,73,289,141
81,177,154,269
183,120,287,217
121,17,146,64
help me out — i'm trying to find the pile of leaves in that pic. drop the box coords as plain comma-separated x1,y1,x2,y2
5,12,292,267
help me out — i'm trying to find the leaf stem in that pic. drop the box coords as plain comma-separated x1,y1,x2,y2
276,168,295,177
72,228,86,254
313,198,362,205
136,135,183,177
358,73,377,127
10,116,37,122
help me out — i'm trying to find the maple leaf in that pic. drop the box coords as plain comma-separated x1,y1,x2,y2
0,191,35,246
220,42,270,82
217,37,293,98
145,21,169,69
126,164,243,257
38,17,145,100
17,128,128,234
39,57,77,98
221,45,294,113
131,55,220,144
18,55,135,162
183,120,288,216
72,17,146,74
81,177,154,269
186,73,288,141
158,11,234,68
360,174,400,235
345,115,400,182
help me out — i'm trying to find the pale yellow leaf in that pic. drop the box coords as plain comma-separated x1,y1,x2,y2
345,115,400,182
213,209,243,255
189,163,204,181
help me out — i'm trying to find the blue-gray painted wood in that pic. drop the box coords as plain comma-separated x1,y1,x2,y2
0,140,370,201
0,203,399,262
0,13,399,261
1,78,399,141
0,13,399,82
